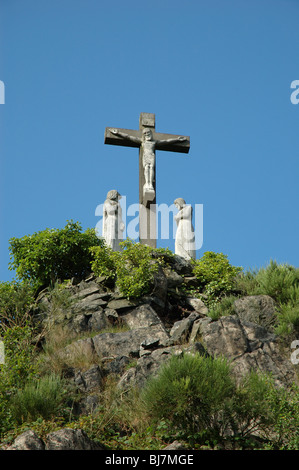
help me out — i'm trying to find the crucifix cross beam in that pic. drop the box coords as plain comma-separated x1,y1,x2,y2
104,112,190,248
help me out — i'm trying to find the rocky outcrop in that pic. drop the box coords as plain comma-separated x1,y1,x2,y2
34,260,298,393
201,315,297,387
8,254,298,450
6,428,105,450
6,430,45,450
233,295,276,330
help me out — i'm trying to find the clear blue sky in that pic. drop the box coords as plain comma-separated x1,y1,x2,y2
0,0,298,282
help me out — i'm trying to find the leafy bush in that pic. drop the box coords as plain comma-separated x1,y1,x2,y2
192,252,242,307
10,374,67,424
228,372,276,439
274,302,299,338
141,353,236,442
9,220,103,288
0,325,38,392
208,295,236,320
240,260,299,305
0,325,38,437
0,280,35,334
264,383,299,450
235,261,299,337
141,353,296,447
91,240,169,299
90,244,117,280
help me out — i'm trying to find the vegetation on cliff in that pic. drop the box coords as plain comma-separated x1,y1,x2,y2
0,221,298,450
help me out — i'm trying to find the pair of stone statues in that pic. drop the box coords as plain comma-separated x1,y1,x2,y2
102,190,196,260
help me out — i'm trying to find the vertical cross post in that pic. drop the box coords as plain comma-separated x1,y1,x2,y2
104,112,190,248
138,113,156,247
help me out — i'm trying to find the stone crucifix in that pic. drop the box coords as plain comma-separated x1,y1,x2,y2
104,112,190,248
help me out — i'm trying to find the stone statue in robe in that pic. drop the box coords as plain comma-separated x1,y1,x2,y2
174,198,196,260
102,190,125,251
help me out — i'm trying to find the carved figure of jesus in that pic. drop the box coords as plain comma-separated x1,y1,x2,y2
111,128,186,193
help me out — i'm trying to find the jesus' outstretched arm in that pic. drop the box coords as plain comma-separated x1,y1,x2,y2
110,129,141,145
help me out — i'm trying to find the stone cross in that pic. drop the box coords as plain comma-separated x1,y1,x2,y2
104,112,190,247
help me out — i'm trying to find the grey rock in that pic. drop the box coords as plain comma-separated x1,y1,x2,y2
163,440,187,450
234,295,276,330
71,313,90,333
189,318,201,343
189,317,213,344
202,315,297,387
7,430,45,450
170,255,194,275
73,285,103,299
92,324,169,359
170,312,200,343
88,310,109,331
164,268,184,288
45,428,105,450
186,297,208,314
122,304,164,330
74,365,104,392
151,265,168,307
76,395,100,416
104,308,119,320
71,294,108,313
117,343,206,390
117,347,174,390
102,355,131,376
107,298,138,310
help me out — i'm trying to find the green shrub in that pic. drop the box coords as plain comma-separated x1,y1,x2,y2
236,261,299,304
90,244,116,280
0,325,38,392
9,220,103,288
0,325,38,437
235,261,299,338
141,353,236,442
140,353,294,447
10,374,67,424
113,240,160,299
192,252,242,307
91,240,167,299
264,383,299,450
248,261,299,305
0,280,35,334
228,372,276,439
208,295,236,320
274,302,299,338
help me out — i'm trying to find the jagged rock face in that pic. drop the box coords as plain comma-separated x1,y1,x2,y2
233,295,277,330
6,429,105,450
14,256,296,451
6,430,45,450
201,315,297,387
34,261,298,392
34,256,199,337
